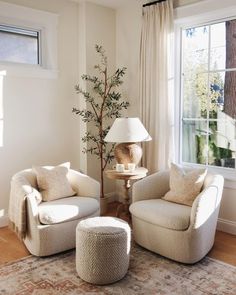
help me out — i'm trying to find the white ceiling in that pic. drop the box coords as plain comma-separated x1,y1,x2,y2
75,0,201,9
88,0,131,9
74,0,189,9
76,0,145,9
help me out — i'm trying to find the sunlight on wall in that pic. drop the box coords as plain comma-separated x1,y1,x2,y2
0,70,5,147
0,209,5,217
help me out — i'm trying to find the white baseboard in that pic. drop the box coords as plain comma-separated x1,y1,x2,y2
217,218,236,235
0,214,9,228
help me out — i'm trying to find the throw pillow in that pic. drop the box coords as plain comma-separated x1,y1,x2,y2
33,164,76,201
162,163,207,206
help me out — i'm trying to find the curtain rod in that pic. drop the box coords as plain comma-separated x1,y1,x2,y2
143,0,166,8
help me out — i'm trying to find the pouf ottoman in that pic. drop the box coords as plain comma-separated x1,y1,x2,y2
76,216,131,285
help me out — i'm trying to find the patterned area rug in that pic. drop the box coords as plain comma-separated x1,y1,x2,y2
0,244,235,295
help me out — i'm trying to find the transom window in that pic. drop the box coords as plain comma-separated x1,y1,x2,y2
181,19,236,169
0,24,40,65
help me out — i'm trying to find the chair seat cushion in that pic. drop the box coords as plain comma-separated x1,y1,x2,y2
129,199,191,231
38,196,99,225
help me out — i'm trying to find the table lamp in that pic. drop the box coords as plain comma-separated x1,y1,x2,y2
104,117,152,169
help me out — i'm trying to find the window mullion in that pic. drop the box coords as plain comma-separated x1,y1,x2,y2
206,25,212,166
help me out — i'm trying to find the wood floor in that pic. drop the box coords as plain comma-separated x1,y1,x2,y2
0,201,236,266
0,226,29,264
208,230,236,265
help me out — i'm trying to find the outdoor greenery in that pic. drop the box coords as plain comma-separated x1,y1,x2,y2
182,24,235,168
73,45,129,198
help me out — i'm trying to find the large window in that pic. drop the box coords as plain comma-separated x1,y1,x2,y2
181,19,236,169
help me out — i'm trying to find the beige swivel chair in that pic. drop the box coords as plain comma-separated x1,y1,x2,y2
9,168,100,256
129,170,224,264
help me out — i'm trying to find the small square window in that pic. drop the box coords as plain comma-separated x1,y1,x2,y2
0,25,40,65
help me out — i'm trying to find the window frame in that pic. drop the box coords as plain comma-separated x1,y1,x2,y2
0,24,41,66
174,0,236,182
0,1,58,79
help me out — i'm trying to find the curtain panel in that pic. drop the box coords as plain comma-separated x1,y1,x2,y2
139,0,174,173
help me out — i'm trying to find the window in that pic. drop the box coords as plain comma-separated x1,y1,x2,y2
0,25,40,65
0,0,58,78
181,19,236,169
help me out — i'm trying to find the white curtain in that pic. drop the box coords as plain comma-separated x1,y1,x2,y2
139,0,174,173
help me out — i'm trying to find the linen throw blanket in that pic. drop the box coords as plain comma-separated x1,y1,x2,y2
8,172,41,239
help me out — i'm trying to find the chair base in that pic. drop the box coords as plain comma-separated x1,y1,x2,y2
131,215,215,264
24,210,100,257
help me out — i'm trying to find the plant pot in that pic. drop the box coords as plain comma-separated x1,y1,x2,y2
100,197,108,215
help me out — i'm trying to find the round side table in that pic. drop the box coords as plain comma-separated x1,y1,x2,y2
105,167,148,218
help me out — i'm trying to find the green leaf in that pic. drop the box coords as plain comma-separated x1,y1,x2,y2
73,44,130,175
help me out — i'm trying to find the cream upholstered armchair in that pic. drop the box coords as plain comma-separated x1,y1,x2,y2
9,168,100,257
129,170,224,264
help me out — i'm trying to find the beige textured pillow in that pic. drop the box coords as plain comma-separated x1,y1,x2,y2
162,163,207,206
33,164,75,201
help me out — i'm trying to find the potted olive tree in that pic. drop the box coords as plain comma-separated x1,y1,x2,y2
73,45,129,213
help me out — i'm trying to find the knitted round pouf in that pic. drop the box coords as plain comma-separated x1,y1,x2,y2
76,216,131,285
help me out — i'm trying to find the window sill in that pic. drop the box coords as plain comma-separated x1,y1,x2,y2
0,63,58,79
181,162,236,189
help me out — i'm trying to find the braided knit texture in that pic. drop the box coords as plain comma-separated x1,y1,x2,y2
76,217,131,285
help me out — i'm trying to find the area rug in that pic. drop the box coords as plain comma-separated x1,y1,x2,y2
0,244,235,295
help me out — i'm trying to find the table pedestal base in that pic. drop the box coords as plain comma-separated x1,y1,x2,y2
105,167,148,220
116,179,131,218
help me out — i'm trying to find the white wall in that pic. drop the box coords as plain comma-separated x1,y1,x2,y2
74,1,116,197
116,0,236,235
0,0,80,226
0,0,122,226
173,0,204,7
115,1,142,200
116,1,142,117
86,2,116,194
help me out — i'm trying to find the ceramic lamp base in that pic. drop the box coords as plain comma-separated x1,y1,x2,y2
114,142,142,169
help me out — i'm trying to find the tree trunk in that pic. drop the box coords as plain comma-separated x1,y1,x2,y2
100,67,107,199
224,20,236,119
100,156,104,198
